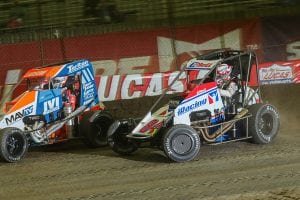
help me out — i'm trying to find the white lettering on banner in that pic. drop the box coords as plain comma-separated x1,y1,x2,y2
0,28,246,102
93,60,118,75
157,29,241,72
263,70,290,80
118,56,151,74
121,74,143,99
97,71,186,101
91,56,151,76
90,29,241,76
287,41,300,60
0,85,14,107
5,69,21,84
145,73,162,96
167,72,186,94
259,64,293,84
98,75,120,101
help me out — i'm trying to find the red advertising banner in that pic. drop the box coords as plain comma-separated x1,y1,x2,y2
0,19,262,102
259,60,300,85
95,71,186,101
0,19,261,79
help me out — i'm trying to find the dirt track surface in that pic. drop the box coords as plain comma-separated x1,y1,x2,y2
0,85,299,200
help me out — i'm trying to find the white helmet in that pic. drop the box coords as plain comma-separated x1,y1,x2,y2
39,79,49,90
52,76,67,88
216,63,232,86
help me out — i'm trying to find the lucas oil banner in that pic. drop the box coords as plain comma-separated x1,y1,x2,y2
258,16,300,85
1,16,300,103
0,19,261,102
96,71,186,101
259,60,300,85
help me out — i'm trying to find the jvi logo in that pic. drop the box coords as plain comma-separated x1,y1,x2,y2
208,90,219,104
43,97,60,114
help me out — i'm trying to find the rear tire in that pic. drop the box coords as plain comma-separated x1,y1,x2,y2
163,124,200,162
80,111,113,148
0,128,28,163
248,103,280,144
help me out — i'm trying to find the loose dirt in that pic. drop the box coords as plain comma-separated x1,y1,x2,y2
0,85,299,200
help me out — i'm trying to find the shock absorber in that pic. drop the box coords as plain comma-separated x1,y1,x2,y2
229,102,237,138
64,102,74,138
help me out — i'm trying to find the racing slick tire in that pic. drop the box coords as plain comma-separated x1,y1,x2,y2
108,121,138,155
80,111,114,148
248,103,280,144
163,124,200,162
0,128,28,163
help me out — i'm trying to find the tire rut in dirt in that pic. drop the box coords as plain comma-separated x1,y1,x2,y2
1,145,298,188
64,170,300,199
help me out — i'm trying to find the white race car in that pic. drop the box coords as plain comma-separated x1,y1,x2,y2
108,50,280,162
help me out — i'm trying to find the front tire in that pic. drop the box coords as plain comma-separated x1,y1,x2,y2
163,124,200,162
80,111,113,148
0,128,28,163
108,121,138,155
248,103,280,144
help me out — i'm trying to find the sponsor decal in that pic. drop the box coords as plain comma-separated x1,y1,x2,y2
187,60,217,70
190,62,212,68
259,64,293,84
139,119,164,134
177,98,207,116
208,90,219,104
67,60,89,74
177,87,219,116
83,82,95,99
43,97,60,114
81,68,95,83
84,82,94,91
5,105,33,125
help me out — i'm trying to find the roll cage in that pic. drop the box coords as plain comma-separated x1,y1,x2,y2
148,50,260,116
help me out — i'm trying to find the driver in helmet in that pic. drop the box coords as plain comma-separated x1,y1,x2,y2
36,78,49,90
215,63,238,98
52,76,67,88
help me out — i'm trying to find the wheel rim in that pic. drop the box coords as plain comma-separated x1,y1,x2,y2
259,113,274,135
6,133,25,157
94,123,104,140
93,118,111,142
171,133,193,155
